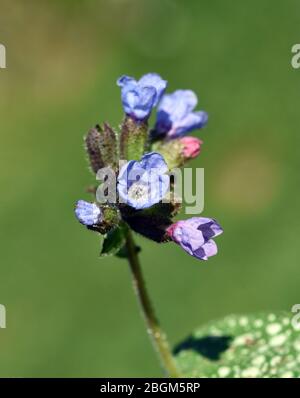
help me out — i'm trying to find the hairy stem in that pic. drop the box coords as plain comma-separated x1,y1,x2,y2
125,229,180,378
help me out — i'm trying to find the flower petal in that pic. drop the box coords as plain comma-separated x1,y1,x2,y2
185,217,223,240
171,221,205,254
157,90,197,121
169,111,208,138
154,90,208,137
121,87,156,120
117,75,136,88
139,73,167,105
193,239,218,260
117,160,146,205
139,152,169,174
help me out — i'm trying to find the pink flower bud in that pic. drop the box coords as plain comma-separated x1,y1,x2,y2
180,137,202,159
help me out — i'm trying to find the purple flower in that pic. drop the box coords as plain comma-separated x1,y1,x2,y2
117,152,169,210
153,90,208,138
117,73,167,120
166,217,223,260
75,200,102,226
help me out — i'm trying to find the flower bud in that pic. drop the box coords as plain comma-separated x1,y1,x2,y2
85,123,118,174
152,137,202,169
99,122,118,169
75,201,120,234
85,126,104,174
180,137,202,159
75,200,102,226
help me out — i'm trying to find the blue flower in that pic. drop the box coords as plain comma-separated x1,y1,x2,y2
75,200,102,226
153,90,208,138
167,217,223,260
117,152,169,210
117,73,167,121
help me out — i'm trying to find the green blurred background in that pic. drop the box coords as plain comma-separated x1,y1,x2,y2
0,0,299,377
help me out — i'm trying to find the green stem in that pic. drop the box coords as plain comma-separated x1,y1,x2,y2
125,229,180,378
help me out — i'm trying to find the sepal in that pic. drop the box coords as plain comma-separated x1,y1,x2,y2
120,116,148,161
87,205,121,234
120,204,172,243
152,139,184,169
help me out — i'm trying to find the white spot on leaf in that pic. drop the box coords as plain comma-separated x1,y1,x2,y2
252,355,265,366
269,334,287,347
218,366,231,377
241,367,260,378
239,317,249,327
266,323,282,336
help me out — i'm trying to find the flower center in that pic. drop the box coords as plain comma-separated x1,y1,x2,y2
128,182,149,205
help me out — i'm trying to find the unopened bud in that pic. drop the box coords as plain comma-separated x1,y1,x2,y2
180,136,202,159
99,123,118,169
85,123,118,174
85,126,104,173
152,137,202,169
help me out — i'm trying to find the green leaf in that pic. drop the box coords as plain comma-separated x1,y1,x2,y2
174,312,300,378
100,226,126,257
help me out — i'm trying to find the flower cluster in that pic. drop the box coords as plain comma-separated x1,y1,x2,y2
75,73,222,261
